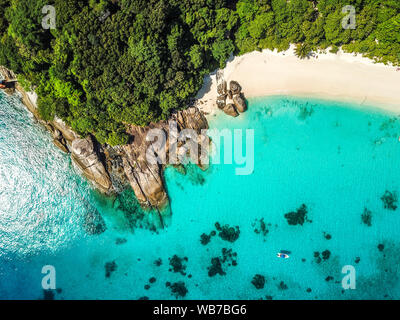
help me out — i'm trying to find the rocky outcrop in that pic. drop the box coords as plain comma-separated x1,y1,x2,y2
233,93,247,113
215,79,247,116
216,95,227,110
229,80,242,95
224,103,239,117
103,145,128,193
123,126,168,209
71,137,112,193
217,81,227,95
122,107,209,209
1,66,113,194
45,117,78,153
52,130,69,153
48,118,113,193
52,116,79,142
1,65,210,215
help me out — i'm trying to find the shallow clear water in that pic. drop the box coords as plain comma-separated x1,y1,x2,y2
1,92,400,300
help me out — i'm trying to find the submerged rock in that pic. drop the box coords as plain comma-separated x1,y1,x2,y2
323,232,332,240
71,136,112,193
361,208,372,226
278,281,288,290
251,274,266,289
115,188,159,231
154,258,162,266
123,107,208,210
298,104,314,120
252,218,271,241
208,257,226,277
381,191,398,210
42,290,55,300
105,261,117,278
169,281,188,299
313,252,322,264
168,255,187,275
314,250,330,263
200,228,218,245
115,238,127,245
207,248,237,277
149,277,156,284
200,233,211,245
284,204,310,226
217,224,240,243
322,250,331,260
83,207,106,235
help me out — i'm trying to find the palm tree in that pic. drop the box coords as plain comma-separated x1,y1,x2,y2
294,43,312,59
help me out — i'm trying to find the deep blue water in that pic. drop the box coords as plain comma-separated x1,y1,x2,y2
1,92,400,300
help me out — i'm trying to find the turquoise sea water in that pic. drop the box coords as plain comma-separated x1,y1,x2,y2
1,92,400,300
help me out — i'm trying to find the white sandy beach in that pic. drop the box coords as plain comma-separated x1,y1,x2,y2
195,45,400,117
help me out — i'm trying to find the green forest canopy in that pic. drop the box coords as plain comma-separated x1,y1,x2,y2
1,0,399,146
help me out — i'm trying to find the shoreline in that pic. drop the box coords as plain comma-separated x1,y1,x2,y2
195,45,400,118
3,44,400,212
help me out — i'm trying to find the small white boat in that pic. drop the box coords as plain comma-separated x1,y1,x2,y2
277,250,291,259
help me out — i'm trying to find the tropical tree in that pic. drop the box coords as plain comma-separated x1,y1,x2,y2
294,43,312,59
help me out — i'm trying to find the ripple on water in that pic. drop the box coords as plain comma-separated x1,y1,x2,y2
0,94,90,256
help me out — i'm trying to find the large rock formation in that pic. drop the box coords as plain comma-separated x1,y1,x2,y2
52,116,79,142
215,79,247,116
216,95,227,110
229,80,242,95
1,66,113,195
123,125,168,209
122,107,208,209
217,80,227,96
224,103,239,117
233,93,247,113
46,117,79,153
1,65,210,215
71,136,112,193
